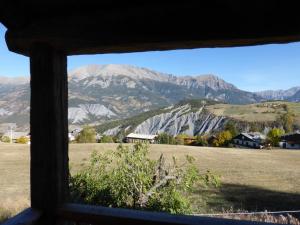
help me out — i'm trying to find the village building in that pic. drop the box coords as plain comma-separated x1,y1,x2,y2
279,132,300,149
125,133,157,144
2,131,30,143
68,133,75,142
68,128,83,142
232,132,265,149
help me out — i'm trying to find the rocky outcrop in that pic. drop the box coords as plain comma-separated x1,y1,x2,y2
134,104,227,136
68,104,116,124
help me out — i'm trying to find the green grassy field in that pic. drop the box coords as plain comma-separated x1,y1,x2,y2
206,101,300,126
1,143,300,217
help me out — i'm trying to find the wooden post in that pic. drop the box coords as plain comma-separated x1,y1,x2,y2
30,43,69,223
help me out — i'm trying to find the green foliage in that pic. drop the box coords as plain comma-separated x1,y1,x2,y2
224,121,238,137
70,143,220,214
1,136,10,143
279,109,295,133
194,135,208,146
114,131,125,143
0,208,12,223
249,122,262,132
76,126,96,143
100,135,114,143
175,133,190,145
156,132,176,145
212,131,233,147
267,128,285,147
16,136,29,144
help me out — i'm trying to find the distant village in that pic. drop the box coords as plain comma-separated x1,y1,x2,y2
1,124,299,150
67,124,300,150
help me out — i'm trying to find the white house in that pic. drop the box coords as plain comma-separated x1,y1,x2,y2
125,133,157,144
232,132,265,149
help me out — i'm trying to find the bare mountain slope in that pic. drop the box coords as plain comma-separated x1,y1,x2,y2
0,64,284,129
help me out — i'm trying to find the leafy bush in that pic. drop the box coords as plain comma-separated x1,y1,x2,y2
1,136,10,143
224,121,238,137
70,143,220,214
16,136,29,144
156,132,176,145
100,135,114,143
279,110,295,133
212,131,232,147
194,135,208,146
76,126,96,143
175,133,190,145
267,128,285,147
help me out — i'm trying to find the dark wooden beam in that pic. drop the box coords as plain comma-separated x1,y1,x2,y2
3,1,300,56
57,203,285,225
30,43,69,224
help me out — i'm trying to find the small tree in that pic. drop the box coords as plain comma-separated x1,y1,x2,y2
212,130,232,147
267,128,285,147
16,136,29,144
1,136,10,143
195,135,208,146
157,132,176,145
224,121,238,137
70,143,220,214
279,111,294,133
76,126,96,143
101,135,114,143
175,133,189,145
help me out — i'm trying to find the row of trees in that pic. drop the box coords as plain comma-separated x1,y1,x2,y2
75,120,289,148
75,126,116,143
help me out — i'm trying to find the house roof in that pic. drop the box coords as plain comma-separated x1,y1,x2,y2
126,133,157,140
281,131,300,143
1,2,300,56
234,133,265,142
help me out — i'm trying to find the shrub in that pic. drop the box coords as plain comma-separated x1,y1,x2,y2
175,133,190,145
194,135,208,146
279,111,295,133
16,136,29,144
212,131,232,147
70,143,220,214
267,128,285,147
224,121,238,137
156,132,176,145
1,136,10,143
76,126,96,143
100,135,114,143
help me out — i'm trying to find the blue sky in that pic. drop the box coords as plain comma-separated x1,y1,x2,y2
1,23,300,92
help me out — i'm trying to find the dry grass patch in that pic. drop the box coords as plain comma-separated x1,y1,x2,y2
1,143,300,216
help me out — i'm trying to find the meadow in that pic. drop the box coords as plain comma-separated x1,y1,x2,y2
1,143,300,220
206,101,300,126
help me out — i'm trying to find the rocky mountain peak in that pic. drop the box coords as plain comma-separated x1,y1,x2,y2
68,64,170,82
194,74,237,90
68,64,237,92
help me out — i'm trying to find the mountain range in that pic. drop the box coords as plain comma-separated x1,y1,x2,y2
0,64,299,130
